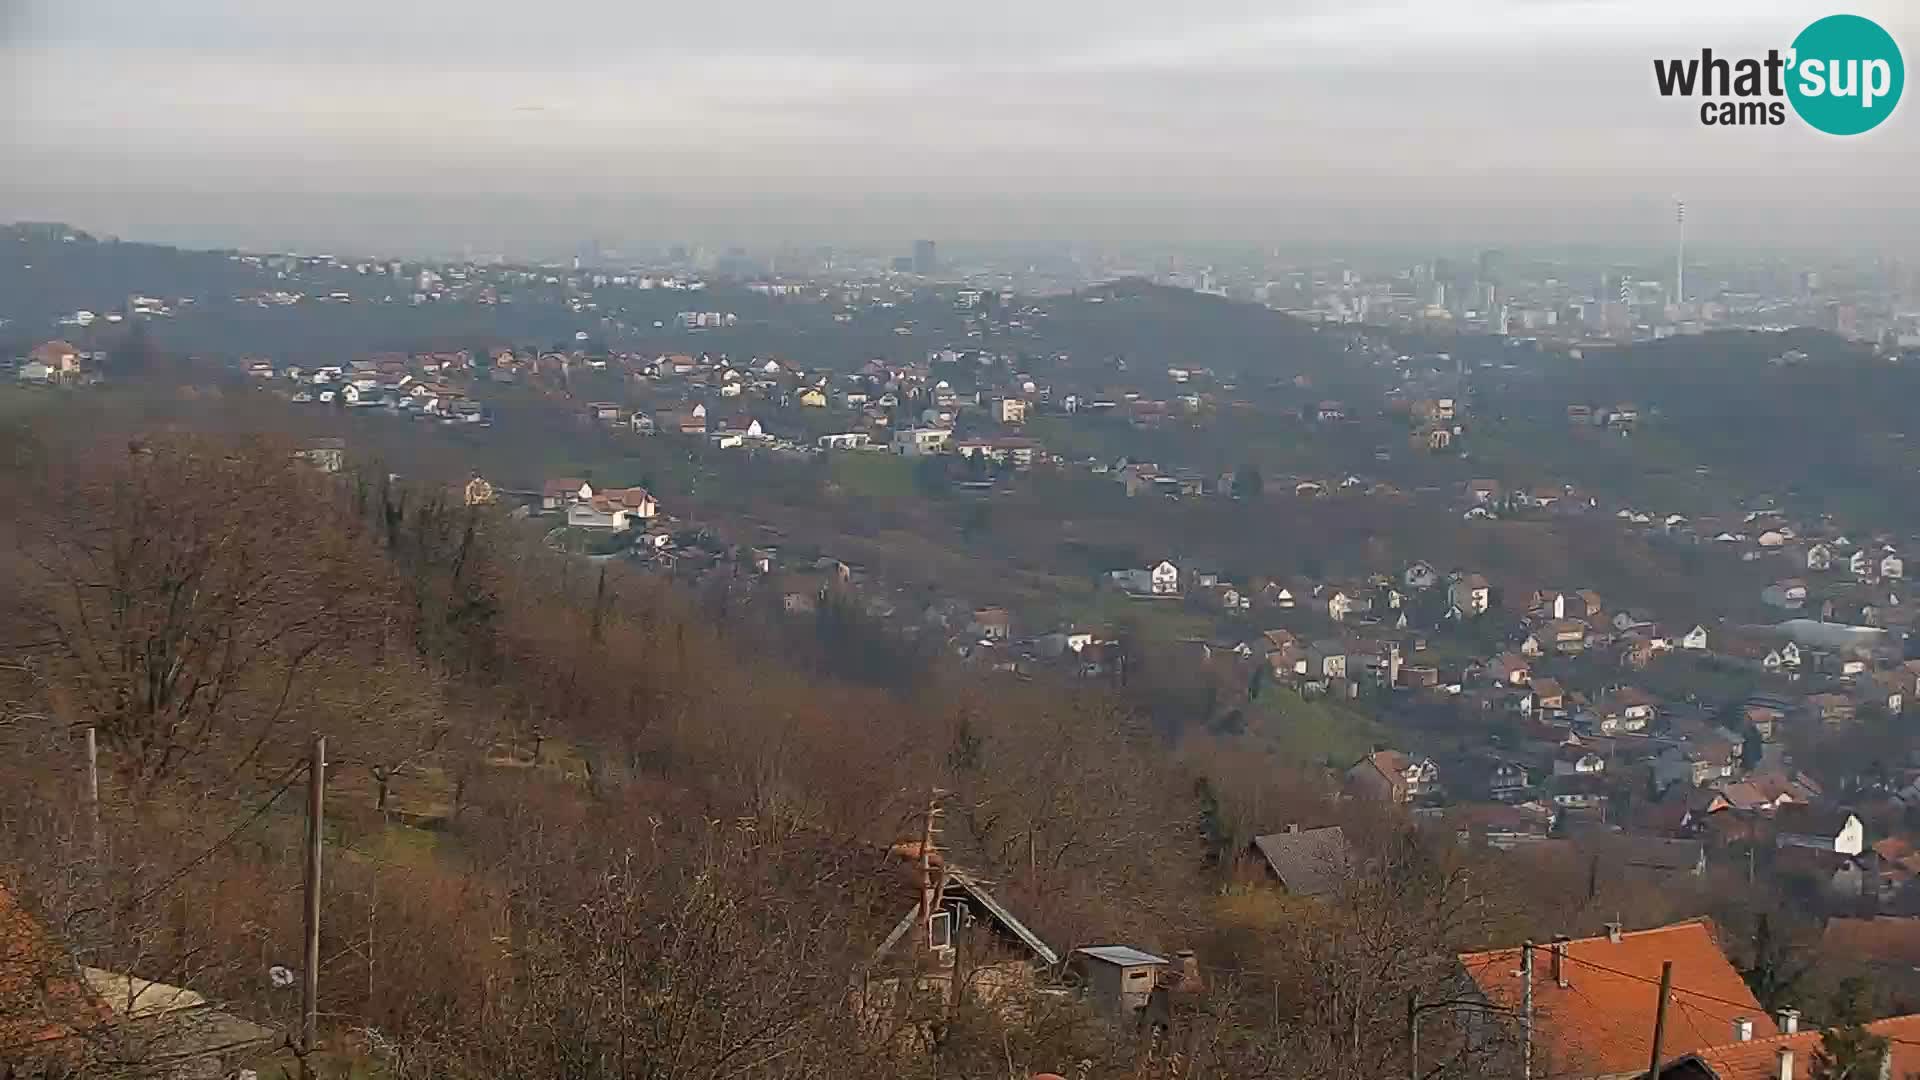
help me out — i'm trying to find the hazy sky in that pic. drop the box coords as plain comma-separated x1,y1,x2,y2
2,0,1915,255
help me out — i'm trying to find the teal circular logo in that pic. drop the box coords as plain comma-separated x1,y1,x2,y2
1788,14,1903,135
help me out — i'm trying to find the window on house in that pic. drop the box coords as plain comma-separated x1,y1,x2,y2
928,910,952,949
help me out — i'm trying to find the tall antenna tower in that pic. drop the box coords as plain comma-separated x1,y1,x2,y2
1674,197,1687,306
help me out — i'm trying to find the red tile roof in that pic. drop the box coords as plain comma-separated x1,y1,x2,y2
1459,919,1773,1078
1822,916,1920,969
1676,1013,1920,1080
1,882,109,1062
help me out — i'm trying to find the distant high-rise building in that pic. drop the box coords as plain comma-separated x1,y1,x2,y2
912,239,938,275
1477,249,1506,286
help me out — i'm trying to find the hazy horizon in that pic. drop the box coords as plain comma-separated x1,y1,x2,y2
4,0,1915,258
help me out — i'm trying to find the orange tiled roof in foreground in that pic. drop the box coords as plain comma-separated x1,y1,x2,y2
1460,919,1775,1078
1,881,110,1062
1674,1013,1920,1079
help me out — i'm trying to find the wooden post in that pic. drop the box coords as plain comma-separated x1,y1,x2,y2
1521,941,1534,1080
83,726,99,847
301,736,326,1072
1407,992,1419,1080
1646,960,1673,1079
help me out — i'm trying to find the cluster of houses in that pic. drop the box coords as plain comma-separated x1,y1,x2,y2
8,339,100,384
265,353,489,423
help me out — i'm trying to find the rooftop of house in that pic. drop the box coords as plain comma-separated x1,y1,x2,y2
1074,945,1168,968
1,881,111,1058
1665,1013,1920,1080
1821,916,1920,969
1459,919,1774,1078
1248,826,1352,900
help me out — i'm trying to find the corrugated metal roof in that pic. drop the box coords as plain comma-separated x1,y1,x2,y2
1075,945,1168,968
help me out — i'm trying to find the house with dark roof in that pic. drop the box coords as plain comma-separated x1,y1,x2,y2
1619,836,1707,878
1245,825,1353,900
1772,806,1864,856
1459,919,1775,1079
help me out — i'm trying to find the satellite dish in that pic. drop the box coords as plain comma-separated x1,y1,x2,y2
268,965,296,989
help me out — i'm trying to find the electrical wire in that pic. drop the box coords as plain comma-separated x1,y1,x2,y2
115,758,311,914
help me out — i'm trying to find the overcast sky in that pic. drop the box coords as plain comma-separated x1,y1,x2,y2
2,0,1914,256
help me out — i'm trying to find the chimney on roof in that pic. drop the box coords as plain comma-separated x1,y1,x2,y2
1605,921,1624,944
1776,1007,1799,1034
1550,935,1570,988
1734,1017,1755,1042
1775,1047,1794,1080
1176,949,1202,990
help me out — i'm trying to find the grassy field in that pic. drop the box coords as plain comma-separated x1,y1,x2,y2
827,450,916,499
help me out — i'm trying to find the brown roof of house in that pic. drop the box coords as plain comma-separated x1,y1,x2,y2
1248,827,1352,900
1673,1013,1920,1080
1459,919,1772,1078
1,881,110,1061
1822,916,1920,968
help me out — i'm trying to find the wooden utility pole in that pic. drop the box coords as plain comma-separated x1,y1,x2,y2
1646,960,1673,1079
1521,941,1534,1080
1407,992,1419,1080
301,736,326,1074
83,726,99,847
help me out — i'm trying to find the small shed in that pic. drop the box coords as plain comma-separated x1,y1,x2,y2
1072,945,1168,1020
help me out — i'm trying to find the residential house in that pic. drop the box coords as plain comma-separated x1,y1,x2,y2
892,427,952,456
1554,744,1607,776
1761,579,1808,610
1449,573,1491,616
1346,750,1439,804
1821,917,1920,983
1707,772,1819,815
1531,677,1567,713
1,880,277,1077
542,477,593,511
969,607,1011,641
857,842,1059,1016
1404,561,1439,590
28,340,81,377
1545,590,1591,620
293,437,346,473
1307,640,1348,681
1458,920,1777,1080
1681,625,1710,651
1804,692,1856,725
567,487,658,531
1806,542,1833,571
1489,761,1532,802
817,432,871,449
1658,1012,1920,1080
1491,652,1531,686
1593,688,1658,733
1773,806,1864,855
1547,618,1590,655
1245,825,1353,900
1620,836,1708,878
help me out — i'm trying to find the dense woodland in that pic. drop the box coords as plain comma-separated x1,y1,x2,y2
0,395,1904,1080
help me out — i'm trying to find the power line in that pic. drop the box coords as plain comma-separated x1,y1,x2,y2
116,759,311,914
